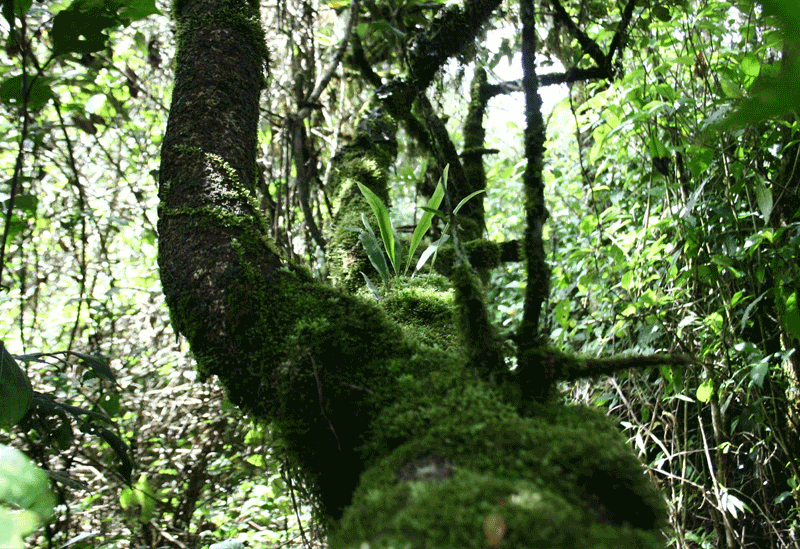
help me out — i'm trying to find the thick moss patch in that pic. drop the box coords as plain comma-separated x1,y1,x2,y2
335,401,668,549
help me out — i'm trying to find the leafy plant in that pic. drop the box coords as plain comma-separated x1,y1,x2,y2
1,341,133,483
355,165,485,297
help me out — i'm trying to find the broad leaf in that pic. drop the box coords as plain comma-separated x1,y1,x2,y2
0,341,32,428
754,176,773,223
69,351,116,384
696,378,714,403
0,444,54,517
0,76,54,111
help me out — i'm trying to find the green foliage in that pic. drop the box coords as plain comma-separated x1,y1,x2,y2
0,444,55,549
357,212,392,286
354,166,447,291
722,0,800,126
119,474,157,522
2,0,799,546
405,165,446,273
484,0,800,543
356,182,399,275
50,0,161,56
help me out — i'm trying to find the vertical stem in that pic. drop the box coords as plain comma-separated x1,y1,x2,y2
518,0,551,399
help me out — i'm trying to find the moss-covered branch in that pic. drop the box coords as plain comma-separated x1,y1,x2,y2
158,1,675,546
510,346,690,406
517,0,550,378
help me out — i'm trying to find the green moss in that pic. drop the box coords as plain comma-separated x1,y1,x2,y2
451,262,504,380
374,275,457,350
334,401,668,549
173,0,268,82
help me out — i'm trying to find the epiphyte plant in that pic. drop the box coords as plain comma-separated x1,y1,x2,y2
353,165,484,297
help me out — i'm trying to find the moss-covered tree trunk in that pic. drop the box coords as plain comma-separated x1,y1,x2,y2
158,0,679,546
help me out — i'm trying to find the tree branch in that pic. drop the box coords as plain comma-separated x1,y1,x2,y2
549,0,607,70
407,0,503,89
606,0,638,68
483,66,610,100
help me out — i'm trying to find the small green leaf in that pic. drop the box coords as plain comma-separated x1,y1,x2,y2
121,475,157,522
117,0,161,21
99,393,121,418
754,177,773,222
652,4,670,21
696,378,714,403
119,486,136,509
741,52,760,79
620,270,634,291
246,454,266,468
553,300,571,329
750,360,768,387
0,194,38,215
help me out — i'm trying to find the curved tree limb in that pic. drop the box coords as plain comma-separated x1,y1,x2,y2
606,0,639,67
548,0,638,80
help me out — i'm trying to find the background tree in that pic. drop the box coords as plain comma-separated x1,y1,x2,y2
0,0,798,548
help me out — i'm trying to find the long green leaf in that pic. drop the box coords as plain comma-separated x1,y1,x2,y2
415,233,450,274
360,272,383,301
406,180,445,275
359,215,391,284
392,224,405,275
356,183,396,274
453,189,486,215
